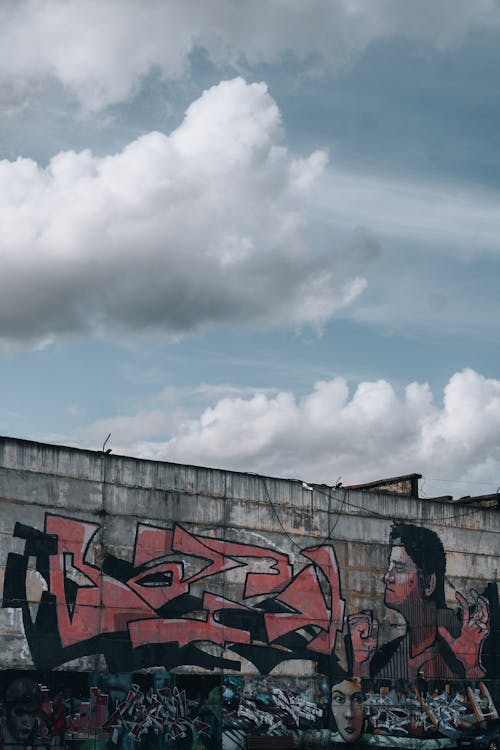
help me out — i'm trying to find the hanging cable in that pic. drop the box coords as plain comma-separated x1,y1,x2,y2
260,475,304,552
260,472,498,557
259,475,347,551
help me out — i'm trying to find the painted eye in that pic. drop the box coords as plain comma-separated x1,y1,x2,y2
332,694,345,704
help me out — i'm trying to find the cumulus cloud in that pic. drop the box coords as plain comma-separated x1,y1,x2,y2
0,77,369,347
1,0,499,112
69,369,500,500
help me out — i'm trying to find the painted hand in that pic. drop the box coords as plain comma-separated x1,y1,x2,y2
348,610,379,677
438,589,489,678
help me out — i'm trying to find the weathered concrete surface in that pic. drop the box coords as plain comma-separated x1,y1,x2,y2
0,435,498,676
1,436,499,750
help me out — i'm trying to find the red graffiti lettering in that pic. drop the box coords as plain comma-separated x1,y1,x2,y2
45,515,102,647
103,685,210,741
264,545,345,653
129,592,253,649
265,565,330,642
196,536,293,597
15,514,349,671
45,515,162,647
172,525,244,583
133,524,173,566
303,545,345,654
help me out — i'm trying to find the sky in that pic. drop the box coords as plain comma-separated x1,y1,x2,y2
1,0,500,500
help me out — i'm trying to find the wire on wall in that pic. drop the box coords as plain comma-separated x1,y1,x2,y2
260,476,304,553
259,475,347,551
319,488,499,525
260,471,497,560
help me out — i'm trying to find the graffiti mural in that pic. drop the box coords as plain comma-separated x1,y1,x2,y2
364,680,499,740
0,678,43,749
1,673,499,749
0,673,220,750
326,678,500,747
222,676,327,749
347,524,491,681
330,677,365,744
2,514,346,674
1,514,499,747
221,677,500,747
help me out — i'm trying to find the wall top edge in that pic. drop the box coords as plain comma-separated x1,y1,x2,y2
0,435,498,525
0,434,318,487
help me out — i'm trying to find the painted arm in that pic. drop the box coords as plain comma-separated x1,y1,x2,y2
438,589,489,679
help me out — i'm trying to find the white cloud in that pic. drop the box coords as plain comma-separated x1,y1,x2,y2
0,77,368,347
61,368,500,501
192,384,278,399
2,73,498,349
1,0,499,112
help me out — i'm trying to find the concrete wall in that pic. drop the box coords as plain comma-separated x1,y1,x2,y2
0,436,498,749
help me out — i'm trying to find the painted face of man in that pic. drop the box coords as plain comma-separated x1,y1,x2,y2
331,680,364,743
384,545,422,611
7,704,38,742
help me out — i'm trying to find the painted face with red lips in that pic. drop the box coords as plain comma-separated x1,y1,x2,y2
331,679,364,743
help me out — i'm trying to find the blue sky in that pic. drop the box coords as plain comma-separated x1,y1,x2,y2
1,0,500,499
